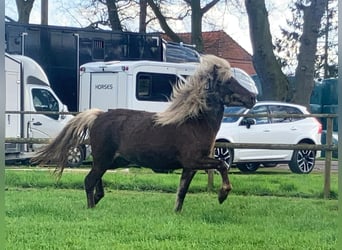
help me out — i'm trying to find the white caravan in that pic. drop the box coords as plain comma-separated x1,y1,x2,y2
5,53,82,165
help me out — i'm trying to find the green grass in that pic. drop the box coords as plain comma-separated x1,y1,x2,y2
5,167,338,199
5,167,338,249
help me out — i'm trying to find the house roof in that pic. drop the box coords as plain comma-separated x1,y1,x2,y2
164,30,256,75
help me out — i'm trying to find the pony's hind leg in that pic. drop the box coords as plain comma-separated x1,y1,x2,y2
84,168,106,208
94,179,104,205
174,169,197,212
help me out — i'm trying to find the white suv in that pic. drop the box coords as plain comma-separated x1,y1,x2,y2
215,101,322,174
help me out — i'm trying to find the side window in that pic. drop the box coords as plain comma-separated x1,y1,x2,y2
245,105,269,125
136,72,178,102
269,105,303,123
93,39,105,60
32,89,59,120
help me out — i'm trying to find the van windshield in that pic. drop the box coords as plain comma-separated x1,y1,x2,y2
32,88,59,120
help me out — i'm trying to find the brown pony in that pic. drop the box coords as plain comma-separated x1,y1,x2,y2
32,55,257,212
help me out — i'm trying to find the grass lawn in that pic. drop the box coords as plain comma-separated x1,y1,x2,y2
5,167,338,249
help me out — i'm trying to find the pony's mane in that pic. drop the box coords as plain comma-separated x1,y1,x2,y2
154,54,232,126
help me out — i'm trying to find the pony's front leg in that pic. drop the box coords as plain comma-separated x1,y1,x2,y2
216,161,232,204
174,169,197,212
194,157,231,204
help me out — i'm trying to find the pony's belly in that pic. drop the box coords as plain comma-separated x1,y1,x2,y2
121,150,182,170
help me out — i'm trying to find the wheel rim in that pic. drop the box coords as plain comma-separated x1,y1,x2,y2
214,147,232,167
296,150,315,173
67,147,82,166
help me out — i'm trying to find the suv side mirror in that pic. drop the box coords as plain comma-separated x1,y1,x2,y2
240,118,256,129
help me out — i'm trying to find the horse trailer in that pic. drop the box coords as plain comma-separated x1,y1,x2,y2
5,21,200,112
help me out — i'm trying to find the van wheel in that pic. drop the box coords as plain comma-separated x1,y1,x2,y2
237,163,260,173
67,146,85,167
289,148,315,174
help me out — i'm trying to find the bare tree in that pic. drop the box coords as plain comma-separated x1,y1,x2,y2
105,0,123,31
147,0,221,52
245,0,288,101
139,0,147,32
292,0,327,106
185,0,221,52
16,0,35,23
245,0,327,107
146,0,183,42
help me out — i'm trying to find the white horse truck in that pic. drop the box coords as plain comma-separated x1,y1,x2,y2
5,53,83,166
78,60,256,113
78,60,198,112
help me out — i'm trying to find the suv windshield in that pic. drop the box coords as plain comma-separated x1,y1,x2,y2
222,106,247,123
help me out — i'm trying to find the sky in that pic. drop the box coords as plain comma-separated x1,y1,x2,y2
4,0,292,55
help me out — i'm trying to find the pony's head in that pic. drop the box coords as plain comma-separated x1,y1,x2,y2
199,55,257,109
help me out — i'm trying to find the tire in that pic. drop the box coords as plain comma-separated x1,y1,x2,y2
236,163,260,173
289,148,316,174
67,146,85,168
214,143,233,170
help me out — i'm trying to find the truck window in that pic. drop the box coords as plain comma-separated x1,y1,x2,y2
32,89,59,120
136,72,178,102
93,39,105,60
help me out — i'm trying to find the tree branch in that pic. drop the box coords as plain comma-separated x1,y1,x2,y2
146,0,182,42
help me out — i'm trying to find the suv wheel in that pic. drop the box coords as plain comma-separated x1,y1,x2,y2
214,144,233,170
67,146,85,167
237,163,260,173
289,148,315,174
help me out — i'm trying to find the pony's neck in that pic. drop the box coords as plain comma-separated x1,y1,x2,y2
201,93,224,131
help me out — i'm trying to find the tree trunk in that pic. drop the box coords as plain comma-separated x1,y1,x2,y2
16,0,35,23
190,0,203,52
106,0,123,31
139,0,147,33
292,0,327,108
245,0,288,101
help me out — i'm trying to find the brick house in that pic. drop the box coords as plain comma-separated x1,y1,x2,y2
164,30,256,75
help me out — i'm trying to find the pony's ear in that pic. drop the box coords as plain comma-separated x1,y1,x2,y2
205,64,220,90
212,64,220,84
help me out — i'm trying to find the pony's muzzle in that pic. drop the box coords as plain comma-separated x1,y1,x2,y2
218,184,231,204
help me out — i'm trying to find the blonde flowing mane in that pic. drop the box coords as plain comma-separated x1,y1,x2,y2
154,54,232,126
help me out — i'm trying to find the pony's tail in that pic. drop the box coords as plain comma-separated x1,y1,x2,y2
31,108,104,177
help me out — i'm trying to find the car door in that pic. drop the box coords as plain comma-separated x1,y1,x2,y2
266,105,304,158
238,105,292,161
236,104,276,161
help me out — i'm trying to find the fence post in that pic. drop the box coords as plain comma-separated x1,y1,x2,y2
323,117,333,199
207,169,214,192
